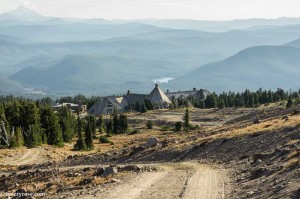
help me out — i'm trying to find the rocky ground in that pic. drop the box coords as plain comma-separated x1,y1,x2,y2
0,106,300,198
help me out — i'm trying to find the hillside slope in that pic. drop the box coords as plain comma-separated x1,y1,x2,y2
0,77,24,93
11,55,176,95
170,46,300,92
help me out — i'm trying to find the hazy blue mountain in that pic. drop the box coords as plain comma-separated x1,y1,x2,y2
3,25,300,75
0,77,24,93
0,22,164,42
169,46,300,92
2,7,300,95
10,55,177,95
0,6,51,22
285,38,300,48
135,18,300,32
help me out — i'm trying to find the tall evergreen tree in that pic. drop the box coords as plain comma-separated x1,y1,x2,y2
286,94,293,108
112,108,119,134
106,114,113,137
59,106,76,142
98,115,105,133
184,108,190,129
40,106,64,147
74,115,87,150
141,103,147,113
84,118,94,150
119,114,128,133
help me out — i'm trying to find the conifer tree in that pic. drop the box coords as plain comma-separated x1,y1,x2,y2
106,114,113,137
184,108,190,129
84,116,94,150
112,108,119,134
98,115,105,133
59,106,76,142
15,127,24,147
74,115,87,150
119,114,128,133
286,95,293,108
141,103,147,113
21,102,42,147
40,106,64,147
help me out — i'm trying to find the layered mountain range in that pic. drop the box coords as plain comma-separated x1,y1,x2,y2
1,7,300,96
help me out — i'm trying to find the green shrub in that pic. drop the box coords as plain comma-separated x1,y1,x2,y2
146,120,153,129
99,136,113,144
129,129,139,135
161,125,171,131
174,122,182,132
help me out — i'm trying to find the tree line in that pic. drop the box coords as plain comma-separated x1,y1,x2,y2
0,98,98,150
172,88,300,109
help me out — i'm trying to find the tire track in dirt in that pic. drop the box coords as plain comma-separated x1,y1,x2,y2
5,148,47,165
79,162,229,199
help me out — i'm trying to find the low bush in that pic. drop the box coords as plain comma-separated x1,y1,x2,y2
129,129,139,135
99,136,113,144
146,120,153,129
174,122,182,132
161,125,172,131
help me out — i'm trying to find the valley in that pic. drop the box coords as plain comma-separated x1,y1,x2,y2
1,7,300,95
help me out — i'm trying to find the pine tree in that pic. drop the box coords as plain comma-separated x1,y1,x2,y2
74,115,87,151
218,99,225,109
141,103,147,113
15,127,24,147
59,106,76,142
146,120,153,129
21,102,42,147
112,108,119,134
98,115,105,133
106,114,113,137
119,114,128,133
144,99,153,110
286,95,293,108
184,108,190,129
9,128,17,148
84,116,94,150
135,101,141,112
40,106,64,147
175,122,182,132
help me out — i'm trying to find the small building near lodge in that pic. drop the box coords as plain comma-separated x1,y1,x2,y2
88,84,209,115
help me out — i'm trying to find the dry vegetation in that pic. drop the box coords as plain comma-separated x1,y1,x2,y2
1,104,300,198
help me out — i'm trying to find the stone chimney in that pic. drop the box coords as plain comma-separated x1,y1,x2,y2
193,88,197,91
127,90,131,95
155,83,159,88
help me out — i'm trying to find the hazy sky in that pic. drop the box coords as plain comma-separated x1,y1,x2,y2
1,0,300,20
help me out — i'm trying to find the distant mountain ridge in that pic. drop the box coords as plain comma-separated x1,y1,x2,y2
0,6,51,22
1,7,300,95
169,45,300,92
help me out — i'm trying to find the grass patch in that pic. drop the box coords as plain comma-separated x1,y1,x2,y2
287,150,299,160
285,158,300,169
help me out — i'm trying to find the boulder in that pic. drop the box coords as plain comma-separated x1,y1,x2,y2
83,167,92,172
95,166,105,175
122,165,143,172
102,166,118,177
145,137,159,148
250,166,273,179
252,152,273,163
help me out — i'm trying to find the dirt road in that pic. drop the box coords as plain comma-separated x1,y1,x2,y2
76,162,229,199
2,148,48,165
